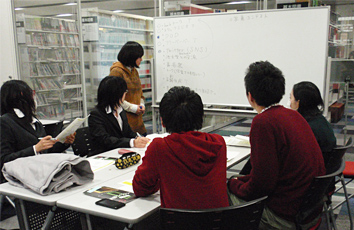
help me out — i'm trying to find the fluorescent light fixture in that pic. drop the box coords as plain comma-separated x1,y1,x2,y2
56,13,73,17
64,3,77,6
226,1,252,4
15,8,24,10
113,10,124,13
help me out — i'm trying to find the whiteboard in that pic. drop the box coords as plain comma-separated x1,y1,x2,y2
154,7,330,107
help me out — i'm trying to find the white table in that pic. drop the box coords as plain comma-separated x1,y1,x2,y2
0,153,142,230
0,137,250,229
55,144,250,228
57,171,161,225
39,119,70,126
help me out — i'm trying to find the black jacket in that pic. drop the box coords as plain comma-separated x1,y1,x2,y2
88,107,136,156
0,113,68,183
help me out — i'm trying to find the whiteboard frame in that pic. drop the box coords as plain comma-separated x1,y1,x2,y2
152,7,330,112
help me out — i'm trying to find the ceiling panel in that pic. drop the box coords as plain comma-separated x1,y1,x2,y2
13,0,354,18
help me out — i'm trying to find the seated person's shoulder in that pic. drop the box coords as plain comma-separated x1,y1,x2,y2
208,133,226,143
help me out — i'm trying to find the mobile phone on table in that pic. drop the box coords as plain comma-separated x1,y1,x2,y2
95,198,125,209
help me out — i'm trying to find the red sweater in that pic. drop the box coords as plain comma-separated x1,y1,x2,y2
133,131,229,209
228,106,325,221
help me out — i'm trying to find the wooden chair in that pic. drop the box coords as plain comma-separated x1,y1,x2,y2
160,196,267,230
72,127,92,157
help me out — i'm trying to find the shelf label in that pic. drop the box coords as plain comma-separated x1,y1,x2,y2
82,16,98,41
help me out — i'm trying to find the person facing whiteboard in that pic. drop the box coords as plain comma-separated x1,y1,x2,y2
290,81,336,166
88,76,149,156
227,61,325,229
0,80,76,183
133,86,229,210
109,41,147,136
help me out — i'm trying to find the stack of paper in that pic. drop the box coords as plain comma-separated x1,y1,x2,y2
226,135,250,147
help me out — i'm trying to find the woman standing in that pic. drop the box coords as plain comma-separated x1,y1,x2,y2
109,41,147,136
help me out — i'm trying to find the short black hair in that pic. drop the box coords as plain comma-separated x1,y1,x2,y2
293,81,323,120
118,41,144,68
244,61,285,107
160,86,204,133
1,80,36,123
96,76,127,110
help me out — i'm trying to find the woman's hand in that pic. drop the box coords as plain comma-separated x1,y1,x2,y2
64,132,76,145
35,136,58,152
136,105,145,115
133,137,150,148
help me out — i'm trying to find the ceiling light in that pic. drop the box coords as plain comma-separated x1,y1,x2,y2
15,8,24,11
113,10,124,13
64,3,77,6
56,13,73,17
226,1,252,4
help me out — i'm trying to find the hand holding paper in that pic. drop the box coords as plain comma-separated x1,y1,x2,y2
55,115,89,143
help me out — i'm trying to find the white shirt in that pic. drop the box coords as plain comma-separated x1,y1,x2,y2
105,106,134,147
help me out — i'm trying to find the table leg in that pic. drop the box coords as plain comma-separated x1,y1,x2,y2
41,205,57,230
16,199,30,230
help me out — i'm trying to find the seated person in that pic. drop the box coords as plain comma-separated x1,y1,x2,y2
133,86,229,209
290,81,336,166
0,80,76,183
88,76,149,155
228,61,325,230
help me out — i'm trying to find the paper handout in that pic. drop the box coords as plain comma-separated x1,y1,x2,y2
56,115,90,142
226,135,250,147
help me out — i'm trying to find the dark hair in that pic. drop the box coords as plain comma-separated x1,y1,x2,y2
160,86,204,133
244,61,285,107
293,81,323,120
96,76,127,110
0,80,36,123
118,41,144,68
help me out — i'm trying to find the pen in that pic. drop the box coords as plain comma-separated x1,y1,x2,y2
136,132,142,137
38,137,57,140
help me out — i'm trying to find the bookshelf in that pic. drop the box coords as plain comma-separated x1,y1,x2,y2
328,12,354,59
16,14,83,120
81,8,153,121
326,58,354,118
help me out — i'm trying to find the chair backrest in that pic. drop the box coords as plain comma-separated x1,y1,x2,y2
295,160,346,228
326,137,353,174
72,127,92,157
160,196,267,230
43,120,64,138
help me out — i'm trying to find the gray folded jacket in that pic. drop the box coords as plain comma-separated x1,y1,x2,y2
2,154,94,195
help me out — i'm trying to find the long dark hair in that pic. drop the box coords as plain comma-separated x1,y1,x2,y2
293,81,323,120
1,80,36,123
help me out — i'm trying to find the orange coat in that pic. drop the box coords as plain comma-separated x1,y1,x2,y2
109,61,147,134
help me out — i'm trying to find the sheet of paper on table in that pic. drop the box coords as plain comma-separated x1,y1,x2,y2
225,135,250,147
87,157,116,172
